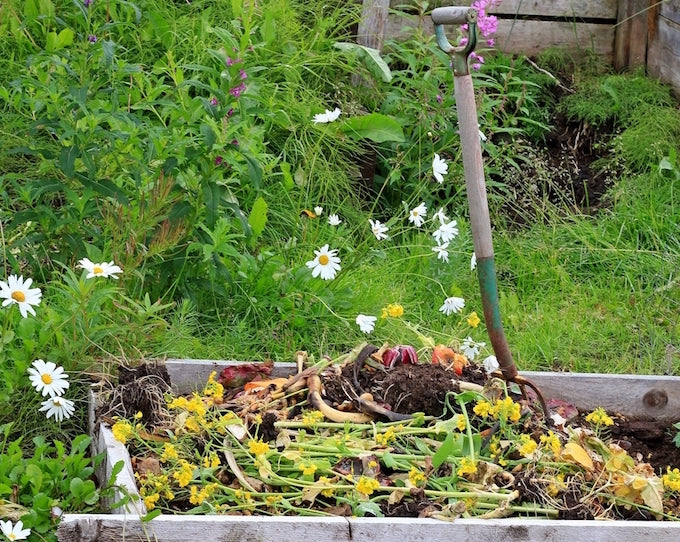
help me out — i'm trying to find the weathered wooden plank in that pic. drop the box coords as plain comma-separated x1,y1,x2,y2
384,15,615,60
57,513,680,542
648,12,680,96
389,0,618,19
614,0,650,69
660,0,680,25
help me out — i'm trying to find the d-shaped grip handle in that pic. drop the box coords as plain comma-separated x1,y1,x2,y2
431,6,475,26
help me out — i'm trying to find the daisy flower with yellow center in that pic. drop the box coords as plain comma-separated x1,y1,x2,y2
0,274,42,318
305,244,341,280
27,359,70,397
0,520,31,541
39,396,76,422
78,257,123,279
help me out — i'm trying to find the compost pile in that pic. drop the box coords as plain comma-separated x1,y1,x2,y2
98,345,680,521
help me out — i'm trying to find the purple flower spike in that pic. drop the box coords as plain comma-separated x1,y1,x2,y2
88,35,97,43
209,97,218,106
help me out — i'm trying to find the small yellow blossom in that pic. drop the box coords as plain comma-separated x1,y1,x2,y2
466,312,481,328
455,415,467,432
111,420,134,444
375,427,396,446
266,495,283,505
585,407,614,427
302,410,325,426
356,476,381,496
473,400,492,418
493,396,522,423
173,460,194,487
381,303,404,319
457,457,478,477
202,371,224,399
408,467,426,487
540,431,562,457
248,438,269,456
518,434,538,458
203,452,220,468
663,467,680,492
143,492,160,510
319,476,335,497
299,462,318,477
160,443,179,462
185,416,201,433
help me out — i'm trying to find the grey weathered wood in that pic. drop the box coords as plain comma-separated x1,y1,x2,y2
648,1,680,95
390,0,618,19
385,16,616,61
57,513,680,542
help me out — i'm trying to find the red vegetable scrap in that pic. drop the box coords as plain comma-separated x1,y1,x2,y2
217,361,274,388
381,345,418,368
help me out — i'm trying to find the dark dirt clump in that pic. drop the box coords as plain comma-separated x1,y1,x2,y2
609,416,680,475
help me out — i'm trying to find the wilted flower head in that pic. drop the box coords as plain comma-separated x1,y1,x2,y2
328,214,342,226
355,314,377,334
39,396,75,422
0,274,42,318
461,336,485,361
433,220,459,245
432,243,449,263
439,296,465,316
369,219,389,241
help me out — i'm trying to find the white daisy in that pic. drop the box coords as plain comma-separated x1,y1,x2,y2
439,296,465,316
312,107,341,124
369,219,389,241
306,244,341,280
0,520,31,541
27,359,70,397
462,336,486,361
433,219,459,245
483,355,500,374
432,153,448,183
314,206,323,216
328,214,342,226
470,252,477,270
408,202,427,227
0,274,42,318
78,258,123,279
39,396,75,422
355,314,377,334
432,243,450,263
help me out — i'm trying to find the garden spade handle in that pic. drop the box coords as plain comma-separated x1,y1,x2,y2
431,7,517,380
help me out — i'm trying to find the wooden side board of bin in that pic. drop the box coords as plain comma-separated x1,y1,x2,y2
59,359,680,542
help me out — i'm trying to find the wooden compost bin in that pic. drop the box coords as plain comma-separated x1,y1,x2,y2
59,359,680,541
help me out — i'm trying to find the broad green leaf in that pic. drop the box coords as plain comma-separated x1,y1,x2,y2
334,42,392,83
280,161,294,190
342,113,405,143
247,196,268,241
432,432,455,469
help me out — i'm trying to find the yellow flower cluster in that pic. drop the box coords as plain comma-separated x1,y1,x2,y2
111,420,134,444
160,443,179,462
539,431,562,457
189,482,220,505
455,414,467,432
302,410,325,426
173,459,195,487
299,461,318,477
663,467,680,492
168,394,207,417
408,467,426,487
473,397,521,423
356,476,381,496
466,312,481,328
248,438,269,456
585,407,614,427
202,451,220,468
202,371,224,403
375,427,396,446
137,472,174,511
457,457,478,477
380,303,404,319
518,434,538,458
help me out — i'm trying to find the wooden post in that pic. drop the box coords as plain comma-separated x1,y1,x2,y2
614,0,650,70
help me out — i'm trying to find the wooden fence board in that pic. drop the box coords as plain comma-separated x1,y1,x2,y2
385,15,616,60
648,11,680,94
390,0,618,19
660,0,680,25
